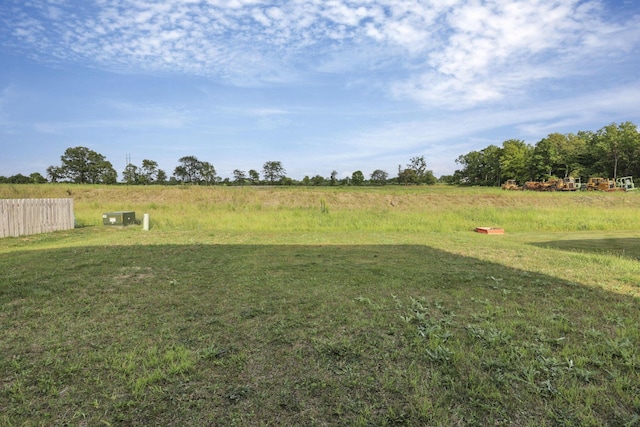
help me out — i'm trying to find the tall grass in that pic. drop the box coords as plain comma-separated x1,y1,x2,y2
2,184,638,233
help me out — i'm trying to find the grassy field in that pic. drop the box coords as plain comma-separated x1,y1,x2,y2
1,184,639,426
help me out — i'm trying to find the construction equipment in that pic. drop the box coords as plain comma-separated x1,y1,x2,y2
585,177,628,192
520,176,631,192
523,181,542,191
560,177,581,191
523,178,563,191
586,177,609,191
615,176,636,191
501,179,520,190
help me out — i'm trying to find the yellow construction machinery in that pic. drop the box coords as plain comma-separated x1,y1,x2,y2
585,176,636,191
523,177,581,191
501,179,521,190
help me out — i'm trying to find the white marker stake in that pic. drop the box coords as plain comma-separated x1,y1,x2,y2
143,213,150,231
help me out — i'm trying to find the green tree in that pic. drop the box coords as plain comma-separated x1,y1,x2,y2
46,165,64,183
500,139,531,183
480,145,502,186
351,170,365,186
174,156,204,184
29,172,47,184
262,161,286,184
398,168,418,185
200,161,218,185
330,170,338,186
403,156,437,184
310,175,326,186
454,145,502,186
122,163,139,184
248,169,260,185
529,134,563,180
100,168,118,184
556,133,587,178
438,175,455,184
6,174,31,184
156,169,167,184
454,151,483,185
233,169,247,185
592,122,640,178
51,146,117,184
370,169,388,185
140,159,164,184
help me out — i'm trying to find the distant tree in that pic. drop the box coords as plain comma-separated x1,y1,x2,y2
453,121,640,185
30,172,47,184
529,134,563,180
46,165,64,183
500,139,531,183
200,161,218,185
409,156,428,179
591,122,640,178
233,169,247,185
262,161,286,184
438,175,456,184
6,174,31,184
156,169,168,184
370,169,388,185
559,133,588,178
351,170,365,185
480,145,502,186
50,146,117,184
403,156,437,184
310,175,326,186
122,163,139,185
302,175,311,186
248,169,260,185
139,159,164,184
454,151,482,185
330,170,338,186
398,168,418,185
173,156,202,184
100,168,118,184
454,145,501,186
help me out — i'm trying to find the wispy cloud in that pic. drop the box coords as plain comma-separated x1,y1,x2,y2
3,0,637,108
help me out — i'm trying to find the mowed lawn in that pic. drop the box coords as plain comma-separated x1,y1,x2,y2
1,184,639,426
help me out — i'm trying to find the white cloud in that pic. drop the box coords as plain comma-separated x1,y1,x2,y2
1,0,639,108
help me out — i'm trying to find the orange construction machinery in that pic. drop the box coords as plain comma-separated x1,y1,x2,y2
521,177,582,191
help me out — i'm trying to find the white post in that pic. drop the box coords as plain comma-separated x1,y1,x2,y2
143,213,150,231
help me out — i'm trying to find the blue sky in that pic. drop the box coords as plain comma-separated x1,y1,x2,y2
1,0,639,181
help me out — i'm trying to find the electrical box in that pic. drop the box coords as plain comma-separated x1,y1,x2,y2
103,211,136,226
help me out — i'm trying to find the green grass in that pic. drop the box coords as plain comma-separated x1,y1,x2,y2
1,184,640,425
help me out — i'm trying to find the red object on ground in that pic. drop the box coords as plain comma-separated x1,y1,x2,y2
475,227,505,234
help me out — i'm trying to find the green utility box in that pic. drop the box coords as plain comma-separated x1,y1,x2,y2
103,211,136,226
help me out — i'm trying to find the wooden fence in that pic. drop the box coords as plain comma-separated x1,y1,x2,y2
0,198,75,238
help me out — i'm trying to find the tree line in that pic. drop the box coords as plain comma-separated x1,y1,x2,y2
0,146,436,186
451,121,640,186
5,121,634,187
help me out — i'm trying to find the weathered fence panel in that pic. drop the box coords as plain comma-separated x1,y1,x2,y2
0,198,75,238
